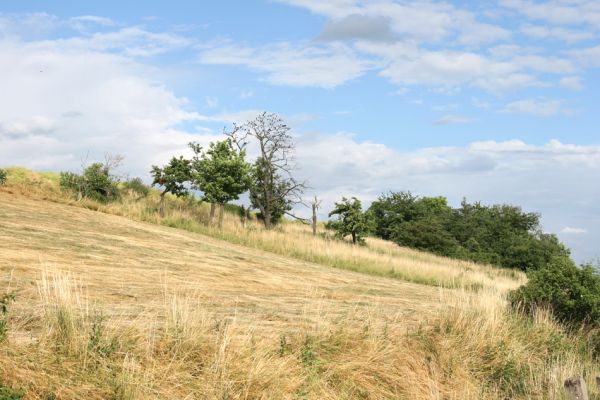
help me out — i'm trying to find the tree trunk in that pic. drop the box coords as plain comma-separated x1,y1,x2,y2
312,203,317,236
218,203,225,229
263,210,272,229
351,231,357,244
159,192,166,217
209,203,216,225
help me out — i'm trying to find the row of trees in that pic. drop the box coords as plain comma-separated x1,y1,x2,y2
325,192,570,272
151,112,305,228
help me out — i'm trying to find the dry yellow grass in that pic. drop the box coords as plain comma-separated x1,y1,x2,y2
0,169,598,399
0,167,526,293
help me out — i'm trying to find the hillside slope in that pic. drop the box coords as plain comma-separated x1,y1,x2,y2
0,191,598,399
0,192,440,330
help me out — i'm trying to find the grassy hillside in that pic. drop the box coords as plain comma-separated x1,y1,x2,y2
1,167,523,292
0,169,598,399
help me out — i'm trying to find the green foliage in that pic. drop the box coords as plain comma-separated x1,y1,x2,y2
510,257,600,327
83,163,120,202
368,192,569,271
189,139,251,204
0,380,24,400
327,197,371,245
0,292,16,343
150,156,191,198
250,157,293,226
60,163,120,202
0,169,7,186
121,177,149,198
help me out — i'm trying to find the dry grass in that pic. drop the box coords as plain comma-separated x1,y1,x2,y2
0,168,598,399
0,167,525,293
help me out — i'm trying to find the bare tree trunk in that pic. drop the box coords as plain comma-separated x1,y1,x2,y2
218,203,225,229
310,196,321,237
209,203,216,224
312,203,317,236
159,192,166,217
352,231,357,245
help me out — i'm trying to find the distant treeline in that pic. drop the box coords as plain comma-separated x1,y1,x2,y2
366,192,569,271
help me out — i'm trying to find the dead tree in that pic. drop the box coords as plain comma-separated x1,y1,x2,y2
310,196,322,236
226,112,306,229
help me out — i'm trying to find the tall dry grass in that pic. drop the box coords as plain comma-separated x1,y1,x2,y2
1,268,597,399
0,167,525,293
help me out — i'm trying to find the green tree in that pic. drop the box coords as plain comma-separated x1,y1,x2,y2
327,197,371,245
150,156,191,217
0,169,7,186
368,192,569,271
189,139,251,227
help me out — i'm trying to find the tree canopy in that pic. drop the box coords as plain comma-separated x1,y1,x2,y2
150,156,191,216
367,192,570,271
327,197,371,245
189,139,251,205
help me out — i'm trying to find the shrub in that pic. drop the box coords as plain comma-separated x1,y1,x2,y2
0,169,7,186
60,163,119,203
122,177,149,198
510,257,600,327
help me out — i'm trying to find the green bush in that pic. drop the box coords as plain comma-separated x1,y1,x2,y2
510,257,600,327
59,163,119,202
368,192,570,271
0,169,7,186
122,177,149,198
0,379,23,400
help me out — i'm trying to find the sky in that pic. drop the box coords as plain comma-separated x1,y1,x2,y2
1,0,599,263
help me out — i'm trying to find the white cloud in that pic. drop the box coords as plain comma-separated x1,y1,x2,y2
561,227,588,235
503,98,564,116
0,30,215,175
559,75,584,90
520,24,594,42
199,42,371,88
69,15,115,32
501,0,600,26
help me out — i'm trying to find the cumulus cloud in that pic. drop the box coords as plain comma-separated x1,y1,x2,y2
0,26,215,175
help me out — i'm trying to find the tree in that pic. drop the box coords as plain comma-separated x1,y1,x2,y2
189,139,251,227
150,156,191,217
327,197,371,245
226,112,305,229
367,192,569,271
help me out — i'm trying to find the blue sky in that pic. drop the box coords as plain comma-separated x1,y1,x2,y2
1,0,599,262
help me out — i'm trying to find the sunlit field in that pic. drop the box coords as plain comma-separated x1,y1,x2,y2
0,168,598,399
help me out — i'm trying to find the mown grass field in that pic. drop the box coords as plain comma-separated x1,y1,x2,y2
0,168,598,399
